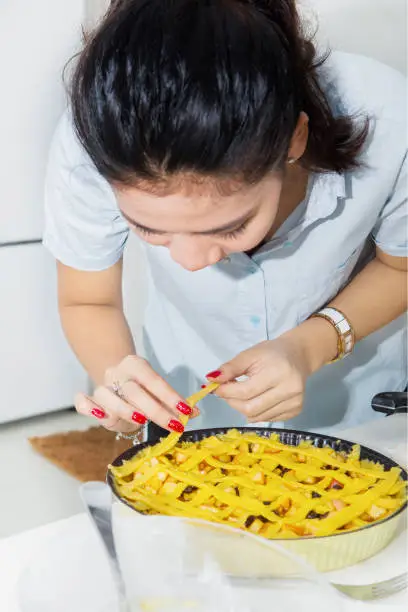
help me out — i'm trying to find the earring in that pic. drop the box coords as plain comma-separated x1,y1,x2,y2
287,157,296,165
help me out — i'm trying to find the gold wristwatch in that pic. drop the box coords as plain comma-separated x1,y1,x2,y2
311,307,355,362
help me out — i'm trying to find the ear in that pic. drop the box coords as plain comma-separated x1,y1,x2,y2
287,112,309,163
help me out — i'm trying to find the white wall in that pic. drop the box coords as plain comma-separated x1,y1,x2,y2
300,0,407,75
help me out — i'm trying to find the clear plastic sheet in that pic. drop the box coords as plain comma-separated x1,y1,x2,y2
112,503,344,612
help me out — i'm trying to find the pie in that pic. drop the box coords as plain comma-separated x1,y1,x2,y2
110,429,407,538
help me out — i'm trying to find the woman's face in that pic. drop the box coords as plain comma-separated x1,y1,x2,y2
115,173,284,271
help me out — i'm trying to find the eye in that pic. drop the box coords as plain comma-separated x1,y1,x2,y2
133,225,165,237
135,226,155,235
220,220,250,240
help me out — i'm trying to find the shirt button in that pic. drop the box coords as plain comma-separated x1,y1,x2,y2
250,315,261,327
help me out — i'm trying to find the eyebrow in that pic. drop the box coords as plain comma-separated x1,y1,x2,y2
120,210,253,235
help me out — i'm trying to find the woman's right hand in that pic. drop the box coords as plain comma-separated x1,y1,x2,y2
74,355,194,434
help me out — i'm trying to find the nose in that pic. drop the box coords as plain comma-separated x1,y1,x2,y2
169,236,223,271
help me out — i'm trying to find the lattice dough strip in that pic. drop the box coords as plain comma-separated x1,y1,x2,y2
112,429,406,538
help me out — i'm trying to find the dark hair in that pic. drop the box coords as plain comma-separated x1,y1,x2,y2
71,0,369,187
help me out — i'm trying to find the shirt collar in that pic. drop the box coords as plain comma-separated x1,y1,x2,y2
304,171,349,223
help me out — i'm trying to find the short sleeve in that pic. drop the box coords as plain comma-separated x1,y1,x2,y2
372,151,408,257
43,111,129,271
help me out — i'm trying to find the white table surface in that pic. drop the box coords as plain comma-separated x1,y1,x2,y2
1,417,407,612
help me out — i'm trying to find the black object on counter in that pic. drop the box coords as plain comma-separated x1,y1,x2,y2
371,392,408,416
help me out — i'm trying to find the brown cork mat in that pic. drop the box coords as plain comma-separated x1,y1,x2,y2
29,427,133,482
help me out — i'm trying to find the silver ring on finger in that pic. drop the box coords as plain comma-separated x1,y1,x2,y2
112,380,126,399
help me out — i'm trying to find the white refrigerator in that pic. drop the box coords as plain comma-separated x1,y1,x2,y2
0,1,89,423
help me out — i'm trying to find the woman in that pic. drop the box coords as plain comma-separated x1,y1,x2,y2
44,0,407,442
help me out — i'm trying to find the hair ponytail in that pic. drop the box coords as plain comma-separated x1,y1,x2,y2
246,0,369,172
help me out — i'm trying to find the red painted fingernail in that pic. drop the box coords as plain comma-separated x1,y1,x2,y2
168,419,184,433
132,411,148,425
176,401,193,416
201,384,207,389
206,370,222,379
91,408,105,419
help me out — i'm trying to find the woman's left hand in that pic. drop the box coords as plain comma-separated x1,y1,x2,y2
207,320,338,423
